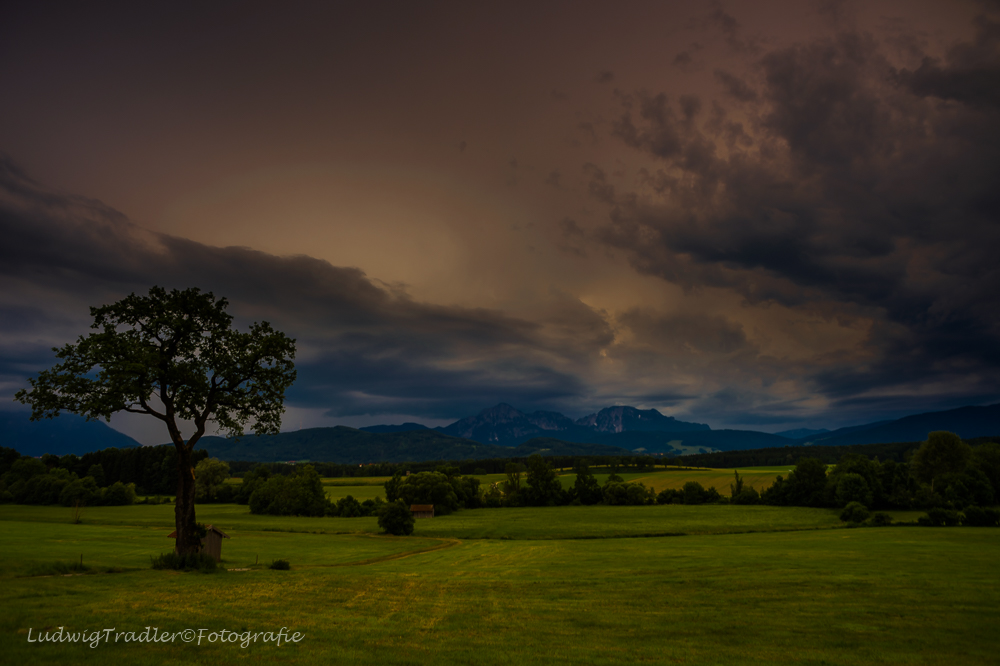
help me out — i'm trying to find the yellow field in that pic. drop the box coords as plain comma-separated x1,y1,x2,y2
617,467,790,494
223,466,792,502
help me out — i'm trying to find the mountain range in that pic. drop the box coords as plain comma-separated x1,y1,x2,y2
0,410,140,457
415,403,710,447
3,402,1000,464
196,428,632,464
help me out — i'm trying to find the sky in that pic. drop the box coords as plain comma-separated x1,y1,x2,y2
2,0,999,444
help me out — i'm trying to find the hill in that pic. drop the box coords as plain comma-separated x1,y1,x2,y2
197,426,632,463
608,429,793,454
602,404,1000,453
359,423,429,434
0,410,141,456
801,403,1000,447
6,399,999,462
774,427,829,439
435,403,710,446
575,405,710,433
672,435,1000,468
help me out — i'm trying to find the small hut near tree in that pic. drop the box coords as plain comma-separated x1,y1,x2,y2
410,504,435,519
167,524,230,561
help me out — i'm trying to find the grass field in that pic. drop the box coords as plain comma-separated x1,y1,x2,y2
0,502,845,539
556,467,790,494
319,466,793,502
1,500,999,665
323,485,385,502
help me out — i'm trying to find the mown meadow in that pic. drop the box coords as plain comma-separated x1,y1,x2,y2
2,467,999,666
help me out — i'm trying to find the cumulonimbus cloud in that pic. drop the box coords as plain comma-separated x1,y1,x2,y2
0,156,606,421
575,13,1000,414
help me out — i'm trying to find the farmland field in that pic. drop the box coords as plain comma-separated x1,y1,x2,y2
1,501,999,665
320,466,792,502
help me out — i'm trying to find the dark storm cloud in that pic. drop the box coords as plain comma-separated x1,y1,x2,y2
0,157,600,419
899,14,1000,107
707,5,758,55
713,69,758,102
581,14,1000,405
293,351,586,419
673,51,693,67
619,309,750,356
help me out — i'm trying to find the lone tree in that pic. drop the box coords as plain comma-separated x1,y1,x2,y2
15,287,296,554
911,431,972,492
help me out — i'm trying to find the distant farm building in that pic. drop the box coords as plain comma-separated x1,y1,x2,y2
167,524,230,561
410,504,435,519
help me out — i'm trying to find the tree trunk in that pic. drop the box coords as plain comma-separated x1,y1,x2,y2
174,445,201,555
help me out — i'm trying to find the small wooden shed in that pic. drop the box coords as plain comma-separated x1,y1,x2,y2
167,524,231,561
410,504,435,519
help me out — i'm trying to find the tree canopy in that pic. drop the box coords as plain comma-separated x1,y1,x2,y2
15,286,296,553
911,431,973,492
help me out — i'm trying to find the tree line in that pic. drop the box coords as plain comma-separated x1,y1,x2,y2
4,431,998,530
746,432,999,511
0,444,210,497
673,436,1000,469
234,432,1000,529
226,454,669,479
0,447,140,507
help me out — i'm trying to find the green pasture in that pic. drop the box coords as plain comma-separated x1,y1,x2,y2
0,501,932,545
261,466,794,502
233,465,795,503
0,520,446,577
1,502,998,665
322,477,392,486
0,502,847,540
478,466,788,496
0,504,381,535
323,485,385,502
626,466,789,493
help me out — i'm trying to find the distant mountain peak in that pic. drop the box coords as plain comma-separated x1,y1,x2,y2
439,404,539,443
433,402,710,445
576,406,710,433
524,410,576,431
475,403,524,423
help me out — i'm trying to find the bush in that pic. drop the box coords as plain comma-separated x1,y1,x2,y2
731,487,760,505
214,483,236,503
682,481,707,505
378,501,415,536
868,512,893,527
839,501,870,523
268,559,291,570
397,471,459,515
656,488,682,505
626,482,655,505
836,473,873,508
924,507,961,526
103,481,136,506
961,506,1000,527
334,495,363,517
571,464,603,505
248,465,326,516
194,457,230,502
361,497,384,516
602,482,629,505
150,551,218,572
60,476,101,507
